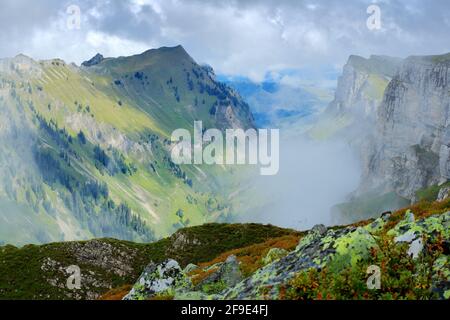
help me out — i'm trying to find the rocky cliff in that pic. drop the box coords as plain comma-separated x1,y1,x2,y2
323,53,449,204
360,53,450,199
310,55,401,141
328,55,401,119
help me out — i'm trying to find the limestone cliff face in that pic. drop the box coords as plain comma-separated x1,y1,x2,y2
328,55,401,119
360,54,450,199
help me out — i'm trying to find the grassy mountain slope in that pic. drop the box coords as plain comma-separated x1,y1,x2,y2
0,223,297,299
0,46,254,246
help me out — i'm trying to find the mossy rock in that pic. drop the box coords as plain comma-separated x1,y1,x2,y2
124,259,191,300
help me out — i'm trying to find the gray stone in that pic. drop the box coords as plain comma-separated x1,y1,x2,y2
394,228,424,259
124,259,190,300
311,224,327,236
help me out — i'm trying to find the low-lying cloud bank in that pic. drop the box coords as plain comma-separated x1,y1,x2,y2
236,132,361,230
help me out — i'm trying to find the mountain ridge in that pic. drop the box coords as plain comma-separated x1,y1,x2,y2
1,197,447,300
0,46,255,246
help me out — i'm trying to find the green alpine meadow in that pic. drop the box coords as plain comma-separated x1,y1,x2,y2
0,0,449,304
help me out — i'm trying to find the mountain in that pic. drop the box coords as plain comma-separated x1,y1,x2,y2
84,46,254,132
309,55,402,140
317,53,450,222
0,46,254,246
327,55,401,119
360,53,450,200
1,198,448,300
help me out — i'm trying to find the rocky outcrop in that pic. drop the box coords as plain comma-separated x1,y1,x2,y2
123,210,450,300
81,53,104,67
325,53,449,202
123,259,191,300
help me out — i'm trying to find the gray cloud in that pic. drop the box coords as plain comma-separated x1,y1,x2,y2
0,0,449,80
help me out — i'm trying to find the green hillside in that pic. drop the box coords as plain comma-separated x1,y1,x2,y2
0,223,297,299
0,46,254,246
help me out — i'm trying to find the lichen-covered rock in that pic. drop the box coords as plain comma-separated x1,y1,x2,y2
127,210,449,301
123,259,191,300
333,227,378,267
389,210,449,261
388,210,449,239
222,227,350,300
296,224,327,251
364,211,392,235
395,230,424,259
262,248,289,266
221,211,449,300
220,255,242,287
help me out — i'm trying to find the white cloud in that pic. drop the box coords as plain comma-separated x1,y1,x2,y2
1,0,450,80
85,31,151,58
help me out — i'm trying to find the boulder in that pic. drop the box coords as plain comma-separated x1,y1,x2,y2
333,227,378,267
123,259,191,300
395,230,424,259
390,210,450,260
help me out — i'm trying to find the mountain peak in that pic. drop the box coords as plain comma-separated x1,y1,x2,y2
140,45,192,62
81,53,104,67
145,44,185,52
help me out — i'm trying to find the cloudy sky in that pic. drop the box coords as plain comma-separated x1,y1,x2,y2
1,0,449,81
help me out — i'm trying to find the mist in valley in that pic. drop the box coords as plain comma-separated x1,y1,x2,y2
236,129,362,231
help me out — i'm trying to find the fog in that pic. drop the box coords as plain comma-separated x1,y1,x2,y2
236,130,361,231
